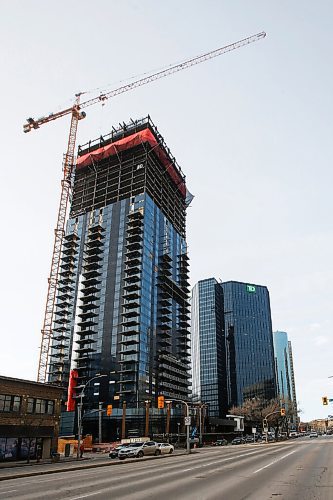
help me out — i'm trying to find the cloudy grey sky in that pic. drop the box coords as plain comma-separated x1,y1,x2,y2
1,1,332,421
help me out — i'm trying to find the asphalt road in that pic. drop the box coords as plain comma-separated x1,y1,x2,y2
1,437,333,499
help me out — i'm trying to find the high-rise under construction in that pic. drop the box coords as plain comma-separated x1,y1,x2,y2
47,116,191,436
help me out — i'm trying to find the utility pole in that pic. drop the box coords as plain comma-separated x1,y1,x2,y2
166,399,191,454
166,402,171,440
121,401,126,440
262,410,282,443
98,402,103,444
199,407,202,447
76,374,107,459
77,402,82,460
145,401,150,437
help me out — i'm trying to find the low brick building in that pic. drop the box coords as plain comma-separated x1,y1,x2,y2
0,376,62,461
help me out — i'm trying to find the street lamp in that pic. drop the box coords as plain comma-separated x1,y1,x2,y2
76,374,107,460
165,399,191,454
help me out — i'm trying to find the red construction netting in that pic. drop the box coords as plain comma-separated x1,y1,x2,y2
76,128,186,198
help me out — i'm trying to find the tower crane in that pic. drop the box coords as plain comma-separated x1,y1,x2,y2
24,31,266,383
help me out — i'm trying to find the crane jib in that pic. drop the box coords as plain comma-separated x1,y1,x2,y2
24,31,266,131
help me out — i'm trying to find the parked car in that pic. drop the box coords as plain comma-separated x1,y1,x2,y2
309,432,318,438
118,441,160,460
109,444,128,459
215,439,228,446
231,437,246,445
156,443,174,454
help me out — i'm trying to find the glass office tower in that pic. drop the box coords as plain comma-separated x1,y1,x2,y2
46,117,191,434
221,281,276,407
288,341,297,408
191,278,227,417
273,331,298,421
273,331,292,401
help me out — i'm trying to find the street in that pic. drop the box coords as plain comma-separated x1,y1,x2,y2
1,437,333,499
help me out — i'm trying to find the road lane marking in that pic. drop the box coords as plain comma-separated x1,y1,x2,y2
0,490,17,495
68,488,114,500
253,449,297,474
182,450,261,472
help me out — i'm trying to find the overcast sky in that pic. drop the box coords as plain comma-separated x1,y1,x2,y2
1,1,332,422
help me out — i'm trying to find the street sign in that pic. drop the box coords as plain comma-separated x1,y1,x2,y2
184,416,191,426
252,428,257,434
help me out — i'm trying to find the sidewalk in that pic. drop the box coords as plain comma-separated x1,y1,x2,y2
0,451,186,481
0,454,92,470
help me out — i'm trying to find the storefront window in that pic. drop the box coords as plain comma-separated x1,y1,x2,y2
20,438,36,460
0,438,6,460
4,438,18,460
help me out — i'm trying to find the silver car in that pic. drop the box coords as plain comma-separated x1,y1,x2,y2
118,441,160,460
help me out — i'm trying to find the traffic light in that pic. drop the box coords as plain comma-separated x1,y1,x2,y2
322,396,328,406
157,395,165,409
280,408,286,416
107,404,113,416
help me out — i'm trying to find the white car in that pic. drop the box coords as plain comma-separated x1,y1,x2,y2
156,443,174,454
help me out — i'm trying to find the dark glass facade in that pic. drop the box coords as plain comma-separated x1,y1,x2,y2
46,117,191,435
191,279,227,417
273,331,298,424
221,281,276,407
273,331,292,401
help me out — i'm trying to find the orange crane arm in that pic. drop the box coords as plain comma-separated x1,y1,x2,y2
23,31,266,133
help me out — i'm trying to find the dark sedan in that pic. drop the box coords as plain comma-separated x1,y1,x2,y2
231,437,246,445
215,439,228,446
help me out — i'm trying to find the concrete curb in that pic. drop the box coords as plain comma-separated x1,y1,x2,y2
0,452,187,482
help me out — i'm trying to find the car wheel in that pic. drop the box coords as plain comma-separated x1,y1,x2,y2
137,451,144,458
169,448,173,454
154,449,161,456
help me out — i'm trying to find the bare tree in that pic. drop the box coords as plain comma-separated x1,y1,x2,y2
229,396,300,437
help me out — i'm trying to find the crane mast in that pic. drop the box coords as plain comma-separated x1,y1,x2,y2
24,31,266,383
36,96,85,383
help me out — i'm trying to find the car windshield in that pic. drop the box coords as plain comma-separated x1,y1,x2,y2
127,443,144,448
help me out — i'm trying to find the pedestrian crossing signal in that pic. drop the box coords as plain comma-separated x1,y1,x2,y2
107,404,113,416
158,396,165,409
322,397,328,406
280,408,286,416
